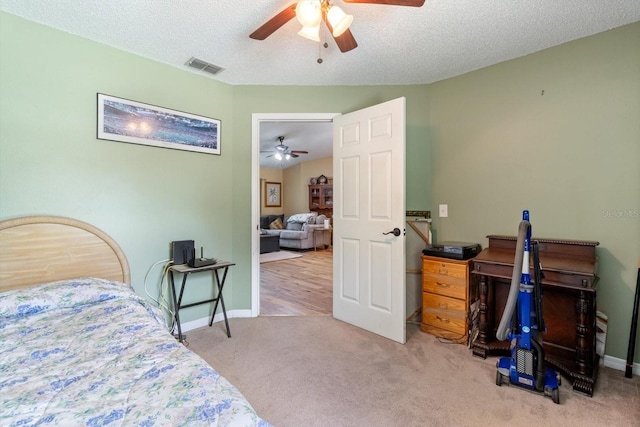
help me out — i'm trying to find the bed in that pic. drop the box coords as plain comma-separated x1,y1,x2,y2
0,216,270,426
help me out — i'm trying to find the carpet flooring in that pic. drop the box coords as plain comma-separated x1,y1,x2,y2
187,317,640,427
260,250,302,263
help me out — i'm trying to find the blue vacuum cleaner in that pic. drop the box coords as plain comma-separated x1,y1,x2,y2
495,210,561,404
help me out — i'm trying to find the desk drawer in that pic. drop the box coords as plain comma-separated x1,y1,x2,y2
423,277,466,300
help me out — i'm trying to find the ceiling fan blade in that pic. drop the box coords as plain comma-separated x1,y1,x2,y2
323,16,358,53
343,0,425,6
290,153,300,158
290,150,309,154
334,28,358,53
321,17,357,53
249,3,297,40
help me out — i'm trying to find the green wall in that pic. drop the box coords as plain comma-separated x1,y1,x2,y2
0,12,236,322
428,22,640,362
0,11,637,363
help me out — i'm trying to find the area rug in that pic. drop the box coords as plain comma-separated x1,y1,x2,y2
260,250,302,263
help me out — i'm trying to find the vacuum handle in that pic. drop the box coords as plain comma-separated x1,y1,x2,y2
496,220,530,341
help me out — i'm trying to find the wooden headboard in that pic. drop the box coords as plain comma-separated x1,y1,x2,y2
0,216,130,292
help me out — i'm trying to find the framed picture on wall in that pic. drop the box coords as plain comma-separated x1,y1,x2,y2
97,93,221,155
265,182,281,207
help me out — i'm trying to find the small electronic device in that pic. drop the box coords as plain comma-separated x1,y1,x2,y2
171,240,195,265
188,247,218,268
422,241,481,260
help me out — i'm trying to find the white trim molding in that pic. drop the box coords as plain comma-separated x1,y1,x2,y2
603,354,640,376
180,309,254,333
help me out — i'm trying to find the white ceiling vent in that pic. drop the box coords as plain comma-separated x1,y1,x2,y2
185,57,224,75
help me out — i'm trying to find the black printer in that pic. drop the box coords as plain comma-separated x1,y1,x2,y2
422,241,481,260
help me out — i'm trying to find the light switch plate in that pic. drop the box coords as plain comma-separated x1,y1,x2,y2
439,204,448,218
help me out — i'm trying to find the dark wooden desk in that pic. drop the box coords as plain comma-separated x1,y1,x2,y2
168,261,235,343
471,235,600,396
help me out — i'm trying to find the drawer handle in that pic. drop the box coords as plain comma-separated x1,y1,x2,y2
436,282,450,288
438,302,449,309
438,268,448,275
436,316,450,323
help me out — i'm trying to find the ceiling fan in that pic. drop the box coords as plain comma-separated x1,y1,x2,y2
264,136,309,160
250,0,425,53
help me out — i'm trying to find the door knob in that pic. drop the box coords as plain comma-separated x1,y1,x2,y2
383,228,401,237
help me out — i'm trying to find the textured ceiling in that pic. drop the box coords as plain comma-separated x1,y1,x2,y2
1,0,639,86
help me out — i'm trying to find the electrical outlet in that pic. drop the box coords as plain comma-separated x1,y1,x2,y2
439,204,448,218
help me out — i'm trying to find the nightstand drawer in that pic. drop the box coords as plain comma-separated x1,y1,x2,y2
421,309,466,335
423,293,466,312
422,260,467,280
423,277,466,300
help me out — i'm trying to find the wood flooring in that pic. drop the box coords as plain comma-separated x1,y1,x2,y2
260,249,332,316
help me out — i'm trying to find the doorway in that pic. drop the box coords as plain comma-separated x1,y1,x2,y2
251,113,339,317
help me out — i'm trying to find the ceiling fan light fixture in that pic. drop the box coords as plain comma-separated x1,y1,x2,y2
275,152,283,160
295,1,322,28
285,153,292,160
298,24,321,42
327,5,353,37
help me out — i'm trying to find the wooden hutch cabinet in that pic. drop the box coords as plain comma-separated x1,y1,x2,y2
309,184,333,218
471,235,600,396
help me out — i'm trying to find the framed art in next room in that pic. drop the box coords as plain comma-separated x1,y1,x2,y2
265,182,281,207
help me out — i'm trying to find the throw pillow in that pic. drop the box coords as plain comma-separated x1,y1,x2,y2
269,217,284,229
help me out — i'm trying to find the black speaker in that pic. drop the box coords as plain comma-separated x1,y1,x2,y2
171,240,194,265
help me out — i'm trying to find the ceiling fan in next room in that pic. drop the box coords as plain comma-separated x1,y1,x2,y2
264,136,309,160
250,0,425,53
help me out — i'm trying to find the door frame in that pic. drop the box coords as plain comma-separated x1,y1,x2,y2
251,112,340,316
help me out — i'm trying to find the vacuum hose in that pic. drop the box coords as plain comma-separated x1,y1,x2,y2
496,220,530,341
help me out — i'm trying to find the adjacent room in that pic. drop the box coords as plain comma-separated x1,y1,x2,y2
1,1,639,426
259,120,334,316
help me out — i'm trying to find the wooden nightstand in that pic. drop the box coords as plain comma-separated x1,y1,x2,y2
420,255,478,344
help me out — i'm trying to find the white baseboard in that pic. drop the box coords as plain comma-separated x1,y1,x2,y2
180,309,254,333
180,313,640,377
603,354,640,376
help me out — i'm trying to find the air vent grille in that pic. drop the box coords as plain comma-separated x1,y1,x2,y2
185,57,224,75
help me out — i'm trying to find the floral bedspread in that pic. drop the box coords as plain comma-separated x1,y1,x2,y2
0,278,271,427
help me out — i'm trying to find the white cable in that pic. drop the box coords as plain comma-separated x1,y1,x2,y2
143,258,171,306
159,261,177,330
143,258,181,333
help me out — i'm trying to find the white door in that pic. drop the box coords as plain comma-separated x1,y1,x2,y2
332,97,406,344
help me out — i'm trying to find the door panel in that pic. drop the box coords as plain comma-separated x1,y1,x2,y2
341,238,360,302
333,97,406,344
370,241,392,312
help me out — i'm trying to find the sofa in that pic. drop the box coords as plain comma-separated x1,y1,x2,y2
260,213,330,250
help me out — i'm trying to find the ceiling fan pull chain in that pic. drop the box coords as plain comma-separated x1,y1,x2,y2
317,29,329,64
317,31,323,64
